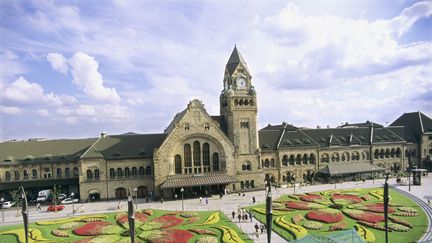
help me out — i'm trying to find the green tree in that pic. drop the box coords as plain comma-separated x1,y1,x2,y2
10,189,21,216
52,184,62,212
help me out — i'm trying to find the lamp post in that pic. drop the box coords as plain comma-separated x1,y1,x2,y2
372,167,375,184
180,188,184,211
265,179,273,243
134,188,138,210
293,175,296,194
1,197,4,222
334,171,338,189
71,192,75,215
408,155,412,192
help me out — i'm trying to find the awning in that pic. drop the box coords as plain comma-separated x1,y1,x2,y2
160,174,238,189
319,163,386,175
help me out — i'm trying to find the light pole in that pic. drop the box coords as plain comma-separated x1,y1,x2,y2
134,188,138,210
265,179,273,243
408,155,412,192
180,188,184,211
334,171,338,189
293,175,296,194
1,197,4,222
71,192,75,215
372,167,375,184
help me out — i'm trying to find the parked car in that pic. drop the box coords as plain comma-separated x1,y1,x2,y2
1,201,15,209
58,194,67,201
61,198,79,204
47,205,65,212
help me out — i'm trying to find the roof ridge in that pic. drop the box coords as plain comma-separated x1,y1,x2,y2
80,138,104,159
276,123,287,148
298,129,319,146
418,111,424,133
383,127,405,142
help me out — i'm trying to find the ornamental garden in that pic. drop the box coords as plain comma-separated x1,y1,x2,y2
0,209,252,243
250,187,427,242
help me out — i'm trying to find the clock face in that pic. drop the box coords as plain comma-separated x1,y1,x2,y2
237,77,247,89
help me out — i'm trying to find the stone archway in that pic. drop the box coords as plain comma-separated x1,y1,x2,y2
137,186,148,198
88,189,101,201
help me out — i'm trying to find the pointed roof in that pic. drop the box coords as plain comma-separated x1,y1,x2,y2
225,46,249,76
390,111,432,142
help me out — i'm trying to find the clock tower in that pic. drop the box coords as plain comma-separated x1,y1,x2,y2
220,46,258,155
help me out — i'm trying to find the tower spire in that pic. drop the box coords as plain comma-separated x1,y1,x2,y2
226,46,249,76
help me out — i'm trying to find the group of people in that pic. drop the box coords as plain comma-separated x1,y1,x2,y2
232,207,253,223
254,223,266,238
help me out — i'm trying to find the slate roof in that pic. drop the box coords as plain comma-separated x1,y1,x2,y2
0,138,97,164
319,163,385,175
160,173,237,188
225,46,250,76
164,108,187,134
211,116,227,134
391,112,432,142
82,133,167,160
340,121,384,128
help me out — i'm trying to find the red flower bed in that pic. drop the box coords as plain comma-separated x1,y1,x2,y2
306,209,344,223
300,194,331,205
329,222,347,231
73,222,114,236
343,209,384,223
151,229,193,243
140,215,184,231
117,212,148,228
286,201,326,210
332,194,362,205
357,203,395,213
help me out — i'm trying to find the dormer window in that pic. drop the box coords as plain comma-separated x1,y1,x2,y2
185,123,190,130
204,122,210,130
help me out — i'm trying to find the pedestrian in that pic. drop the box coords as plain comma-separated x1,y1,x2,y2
242,193,245,197
232,211,235,220
260,224,264,234
199,197,203,204
238,192,241,196
428,199,431,206
254,223,259,232
238,213,241,222
37,203,41,211
245,214,248,221
249,211,253,222
205,197,208,204
146,197,149,203
160,198,164,204
80,203,84,213
252,196,256,204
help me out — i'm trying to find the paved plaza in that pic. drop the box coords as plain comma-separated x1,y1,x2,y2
1,175,431,242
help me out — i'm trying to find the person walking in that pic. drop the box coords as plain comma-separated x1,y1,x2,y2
232,211,235,220
205,197,208,205
252,196,256,204
237,213,241,222
254,223,259,233
199,197,203,204
249,211,253,222
260,224,265,234
36,203,41,211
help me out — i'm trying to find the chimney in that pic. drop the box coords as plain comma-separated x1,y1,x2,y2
101,132,107,138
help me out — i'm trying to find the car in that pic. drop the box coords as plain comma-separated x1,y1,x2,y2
61,198,79,204
58,194,67,201
1,201,15,209
47,205,65,212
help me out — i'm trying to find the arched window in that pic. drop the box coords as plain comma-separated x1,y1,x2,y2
246,163,251,171
184,144,192,167
380,149,384,158
125,167,130,177
282,155,288,166
212,153,219,171
115,188,127,199
374,150,379,159
132,167,137,177
94,169,100,179
203,143,210,166
5,171,10,181
139,166,145,176
385,149,390,158
296,154,301,165
175,155,182,174
14,171,19,180
32,169,37,179
86,170,93,179
289,155,295,165
396,148,401,158
73,167,79,176
110,168,116,178
117,168,123,177
271,158,275,167
146,166,151,175
56,168,62,178
264,159,270,168
193,141,201,166
390,148,395,157
309,154,316,164
23,170,28,179
65,168,70,177
302,154,308,164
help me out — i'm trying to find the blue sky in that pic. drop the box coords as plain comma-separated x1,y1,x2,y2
0,0,431,140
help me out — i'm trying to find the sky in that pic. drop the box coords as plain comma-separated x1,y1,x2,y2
0,0,431,141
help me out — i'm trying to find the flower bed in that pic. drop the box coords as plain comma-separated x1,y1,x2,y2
393,212,418,217
73,222,121,236
357,220,386,231
51,229,69,237
331,194,362,205
389,223,410,232
306,208,344,223
292,214,304,224
389,216,413,229
286,201,326,210
354,203,395,213
343,209,384,223
329,222,347,231
398,207,417,213
140,215,184,231
189,228,217,235
300,194,331,205
59,222,80,230
303,221,323,230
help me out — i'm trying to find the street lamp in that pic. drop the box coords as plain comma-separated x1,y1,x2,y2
372,167,375,184
265,179,273,243
334,171,338,189
71,192,75,215
180,188,184,211
1,197,4,222
408,155,412,192
134,188,138,210
293,175,296,194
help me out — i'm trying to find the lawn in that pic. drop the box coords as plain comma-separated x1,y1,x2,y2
0,209,252,243
248,187,428,243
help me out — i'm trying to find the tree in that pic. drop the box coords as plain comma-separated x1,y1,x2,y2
52,184,62,212
10,189,21,216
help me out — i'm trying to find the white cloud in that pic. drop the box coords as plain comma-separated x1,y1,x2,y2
36,109,50,117
1,76,63,106
0,106,21,115
47,53,69,74
68,52,121,103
